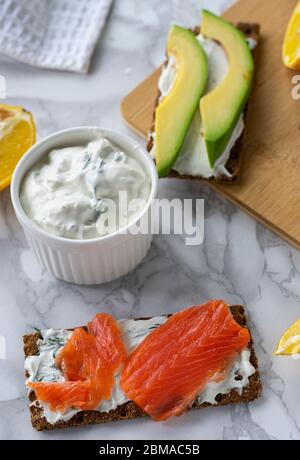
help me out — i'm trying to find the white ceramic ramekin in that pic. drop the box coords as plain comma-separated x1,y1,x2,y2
11,127,158,285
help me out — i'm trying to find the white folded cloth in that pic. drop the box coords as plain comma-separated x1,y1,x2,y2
0,0,113,73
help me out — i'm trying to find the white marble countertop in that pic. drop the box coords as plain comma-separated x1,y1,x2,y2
1,0,300,441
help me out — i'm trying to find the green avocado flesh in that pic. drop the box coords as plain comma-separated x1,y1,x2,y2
200,10,254,168
155,25,208,177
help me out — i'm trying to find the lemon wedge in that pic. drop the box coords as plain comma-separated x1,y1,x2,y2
0,104,36,191
274,318,300,355
282,1,300,70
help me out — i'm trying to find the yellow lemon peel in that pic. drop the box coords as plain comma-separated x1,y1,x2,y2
282,1,300,70
0,104,36,191
274,318,300,355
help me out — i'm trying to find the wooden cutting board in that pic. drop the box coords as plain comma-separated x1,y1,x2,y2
121,0,300,249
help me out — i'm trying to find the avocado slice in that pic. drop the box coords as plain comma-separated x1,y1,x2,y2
156,25,208,177
200,10,254,168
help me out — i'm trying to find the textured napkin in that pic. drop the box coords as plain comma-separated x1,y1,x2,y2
0,0,113,73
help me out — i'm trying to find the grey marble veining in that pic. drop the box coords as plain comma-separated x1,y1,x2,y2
1,0,300,440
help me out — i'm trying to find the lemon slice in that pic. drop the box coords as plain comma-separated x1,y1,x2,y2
274,318,300,355
0,104,36,191
282,1,300,70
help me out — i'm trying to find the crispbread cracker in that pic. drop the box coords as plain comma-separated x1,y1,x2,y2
24,305,262,431
147,23,260,183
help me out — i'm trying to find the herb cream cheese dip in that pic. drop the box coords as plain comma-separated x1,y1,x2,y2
20,138,151,239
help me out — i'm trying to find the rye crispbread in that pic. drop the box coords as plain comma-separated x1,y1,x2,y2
24,305,262,431
147,23,260,183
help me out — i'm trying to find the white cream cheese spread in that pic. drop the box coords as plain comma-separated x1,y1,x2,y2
150,34,257,178
25,315,256,425
245,37,258,51
20,138,151,240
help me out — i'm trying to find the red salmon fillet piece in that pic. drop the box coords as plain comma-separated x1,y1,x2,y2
120,300,250,421
86,313,127,401
28,313,126,413
55,328,96,381
27,381,91,413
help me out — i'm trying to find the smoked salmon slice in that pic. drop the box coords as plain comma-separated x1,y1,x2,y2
120,300,250,421
28,313,126,413
27,381,91,414
87,313,127,401
55,328,96,381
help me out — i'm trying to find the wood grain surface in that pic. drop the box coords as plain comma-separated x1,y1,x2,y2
121,0,300,248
